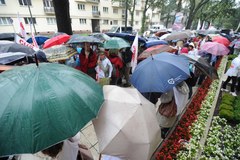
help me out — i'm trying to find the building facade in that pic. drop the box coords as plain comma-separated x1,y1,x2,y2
0,0,161,34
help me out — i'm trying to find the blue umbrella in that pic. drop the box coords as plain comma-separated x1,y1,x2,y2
144,40,168,48
27,36,49,45
131,52,190,93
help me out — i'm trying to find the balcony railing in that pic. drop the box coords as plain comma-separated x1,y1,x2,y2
44,7,55,14
92,11,100,16
86,0,100,3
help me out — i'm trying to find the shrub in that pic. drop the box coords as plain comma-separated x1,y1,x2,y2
227,54,238,60
219,104,233,111
233,109,240,123
219,109,234,120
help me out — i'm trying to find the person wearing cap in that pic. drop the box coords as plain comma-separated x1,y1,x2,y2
188,42,198,57
95,51,113,86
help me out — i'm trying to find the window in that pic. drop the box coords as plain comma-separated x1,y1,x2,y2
24,17,36,24
113,8,118,14
19,0,31,6
92,6,98,12
79,19,86,24
103,7,108,13
46,17,56,25
78,4,85,10
103,20,108,25
122,9,125,14
136,11,139,16
0,0,5,5
43,0,53,7
135,21,139,25
113,20,118,25
122,21,125,25
0,17,12,25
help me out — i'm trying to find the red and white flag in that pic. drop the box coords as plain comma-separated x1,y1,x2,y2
131,32,138,73
17,13,27,39
15,34,39,51
30,23,39,48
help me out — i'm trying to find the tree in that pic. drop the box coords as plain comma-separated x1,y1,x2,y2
185,0,210,29
52,0,72,35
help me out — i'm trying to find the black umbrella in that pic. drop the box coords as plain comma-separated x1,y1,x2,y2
67,35,101,44
0,43,35,55
0,33,15,41
183,54,218,79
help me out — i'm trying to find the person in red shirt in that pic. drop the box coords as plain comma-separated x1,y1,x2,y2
78,42,97,80
108,49,123,85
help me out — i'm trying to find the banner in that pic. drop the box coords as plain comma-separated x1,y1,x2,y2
17,13,27,39
172,12,184,31
30,23,39,48
131,32,138,73
15,34,39,51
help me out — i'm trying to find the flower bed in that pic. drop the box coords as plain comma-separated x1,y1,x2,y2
154,56,225,160
200,117,240,159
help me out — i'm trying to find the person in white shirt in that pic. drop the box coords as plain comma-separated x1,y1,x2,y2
221,55,240,96
188,43,198,57
95,51,113,85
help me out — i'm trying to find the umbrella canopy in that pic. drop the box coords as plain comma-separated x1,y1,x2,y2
212,36,231,47
67,35,101,44
131,52,190,93
0,52,27,64
200,42,229,55
43,45,77,62
104,37,130,49
43,34,70,49
144,40,168,48
138,44,176,60
163,32,190,41
27,36,49,45
0,33,15,41
0,40,14,45
0,63,104,156
184,54,218,79
89,33,111,42
93,85,161,160
0,43,35,55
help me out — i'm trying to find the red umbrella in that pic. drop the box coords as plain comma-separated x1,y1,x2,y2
43,34,70,49
138,45,176,60
200,42,229,55
212,36,230,47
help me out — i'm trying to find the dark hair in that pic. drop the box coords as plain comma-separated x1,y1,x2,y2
42,142,64,158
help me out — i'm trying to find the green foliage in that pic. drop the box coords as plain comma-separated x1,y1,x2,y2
233,110,240,122
221,93,235,104
219,104,233,111
228,54,238,60
219,109,234,120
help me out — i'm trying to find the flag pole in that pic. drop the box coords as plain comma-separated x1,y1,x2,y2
26,0,37,35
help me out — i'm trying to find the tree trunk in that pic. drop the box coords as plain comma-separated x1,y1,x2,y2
129,0,136,27
53,0,72,35
186,16,194,29
141,0,149,34
176,0,182,12
165,12,170,28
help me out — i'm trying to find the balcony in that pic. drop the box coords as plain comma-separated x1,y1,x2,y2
44,7,55,14
92,11,100,17
86,0,99,3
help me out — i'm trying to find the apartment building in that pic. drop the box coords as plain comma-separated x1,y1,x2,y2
0,0,161,34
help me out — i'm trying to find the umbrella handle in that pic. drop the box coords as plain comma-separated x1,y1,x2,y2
34,54,39,67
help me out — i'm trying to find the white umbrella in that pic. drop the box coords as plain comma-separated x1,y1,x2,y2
93,85,162,160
